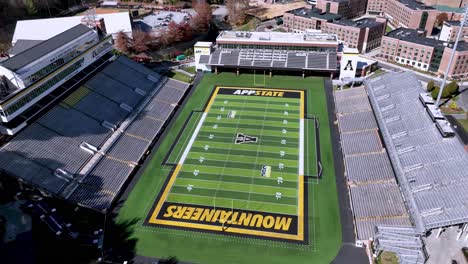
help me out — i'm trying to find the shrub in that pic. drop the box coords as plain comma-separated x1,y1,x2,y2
427,80,435,92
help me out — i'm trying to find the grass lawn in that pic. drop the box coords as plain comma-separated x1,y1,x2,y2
236,18,260,31
457,118,468,131
386,25,392,33
272,28,286,32
116,73,342,264
376,251,399,264
183,66,196,74
167,70,193,83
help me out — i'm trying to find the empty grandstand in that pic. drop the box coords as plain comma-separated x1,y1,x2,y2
0,56,190,212
334,87,411,240
335,72,468,263
196,31,339,76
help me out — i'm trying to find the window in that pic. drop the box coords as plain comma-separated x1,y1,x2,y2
2,58,85,116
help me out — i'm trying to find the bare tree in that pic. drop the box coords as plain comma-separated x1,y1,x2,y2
115,31,131,54
225,0,249,26
191,0,212,32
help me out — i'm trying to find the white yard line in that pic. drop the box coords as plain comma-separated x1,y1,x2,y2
172,113,203,164
179,113,208,164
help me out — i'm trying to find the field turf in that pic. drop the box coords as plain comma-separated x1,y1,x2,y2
116,73,342,263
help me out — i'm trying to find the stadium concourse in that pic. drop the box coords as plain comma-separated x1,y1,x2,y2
335,72,468,263
0,56,190,212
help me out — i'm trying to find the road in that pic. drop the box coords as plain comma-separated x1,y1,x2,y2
255,19,278,32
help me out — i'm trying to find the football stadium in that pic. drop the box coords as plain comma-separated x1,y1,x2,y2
116,73,344,263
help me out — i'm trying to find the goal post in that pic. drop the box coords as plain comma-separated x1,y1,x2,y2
253,70,266,87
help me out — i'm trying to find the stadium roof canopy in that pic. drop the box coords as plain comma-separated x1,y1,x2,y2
11,12,132,44
365,72,468,231
2,24,92,71
0,56,189,212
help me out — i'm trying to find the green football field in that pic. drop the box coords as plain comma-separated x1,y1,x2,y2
116,73,342,263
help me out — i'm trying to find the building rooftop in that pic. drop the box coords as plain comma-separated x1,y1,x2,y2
433,5,465,13
288,7,342,21
12,12,132,44
216,31,338,46
133,11,190,30
194,41,213,48
386,28,445,48
387,28,468,52
396,0,434,10
1,24,92,72
443,20,466,27
334,18,383,28
8,39,43,56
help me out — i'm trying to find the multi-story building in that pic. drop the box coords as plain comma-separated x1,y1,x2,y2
0,24,113,135
379,28,468,78
439,20,468,42
316,0,367,18
421,0,468,8
380,0,465,36
384,0,439,37
438,41,468,79
283,7,387,53
367,0,388,15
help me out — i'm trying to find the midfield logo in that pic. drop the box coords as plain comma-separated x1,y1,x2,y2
235,133,258,144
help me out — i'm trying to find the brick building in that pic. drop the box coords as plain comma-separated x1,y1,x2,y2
439,20,468,42
316,0,367,18
283,7,386,53
438,41,468,79
384,0,439,37
379,28,468,78
370,0,465,35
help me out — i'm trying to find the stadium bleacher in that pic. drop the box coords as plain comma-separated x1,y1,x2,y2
334,86,410,241
0,56,190,212
366,72,468,231
207,48,337,72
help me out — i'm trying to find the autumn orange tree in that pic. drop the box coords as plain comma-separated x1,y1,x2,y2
132,30,151,53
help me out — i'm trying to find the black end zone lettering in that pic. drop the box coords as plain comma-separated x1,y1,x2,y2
155,202,298,235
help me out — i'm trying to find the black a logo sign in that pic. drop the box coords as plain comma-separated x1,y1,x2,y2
235,133,258,144
343,60,354,71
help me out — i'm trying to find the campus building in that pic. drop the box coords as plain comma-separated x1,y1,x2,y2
283,7,387,53
196,31,339,77
379,28,468,78
0,24,113,135
439,20,468,42
315,0,367,18
379,0,465,36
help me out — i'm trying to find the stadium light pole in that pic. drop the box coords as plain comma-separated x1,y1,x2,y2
435,6,468,107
